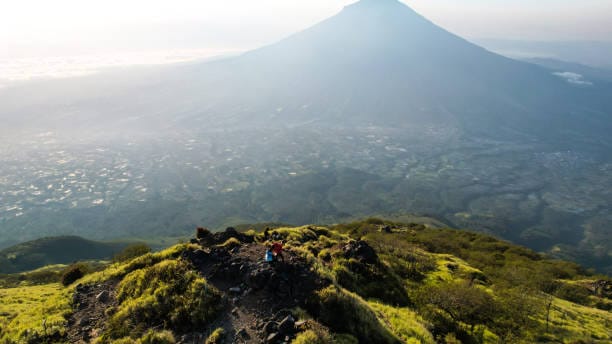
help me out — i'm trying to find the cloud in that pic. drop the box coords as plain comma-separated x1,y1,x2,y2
0,49,237,83
553,72,593,86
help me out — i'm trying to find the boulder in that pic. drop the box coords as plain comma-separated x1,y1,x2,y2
247,268,272,290
236,328,249,339
264,321,278,334
343,240,378,264
196,227,212,239
266,333,280,343
277,315,295,335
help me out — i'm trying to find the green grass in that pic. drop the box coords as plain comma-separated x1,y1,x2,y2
100,251,223,341
316,286,402,344
0,283,71,343
1,222,610,344
539,297,612,343
369,302,435,344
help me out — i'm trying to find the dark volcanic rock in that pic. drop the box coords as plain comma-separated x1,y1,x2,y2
343,240,378,264
277,315,295,335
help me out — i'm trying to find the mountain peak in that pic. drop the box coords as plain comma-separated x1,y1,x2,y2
357,0,400,5
348,0,405,10
342,0,422,21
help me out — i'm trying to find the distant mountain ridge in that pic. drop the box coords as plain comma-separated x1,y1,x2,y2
0,236,129,274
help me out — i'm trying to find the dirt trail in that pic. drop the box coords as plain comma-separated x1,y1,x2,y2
67,231,326,343
66,280,118,343
181,242,324,343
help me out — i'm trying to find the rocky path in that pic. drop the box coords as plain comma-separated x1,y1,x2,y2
181,242,324,343
66,280,118,343
66,228,326,343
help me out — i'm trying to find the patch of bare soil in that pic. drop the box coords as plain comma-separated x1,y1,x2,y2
66,279,119,343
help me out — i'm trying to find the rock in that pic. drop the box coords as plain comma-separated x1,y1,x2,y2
196,227,212,239
343,240,378,264
247,268,272,290
78,317,89,327
277,315,295,335
236,328,249,339
264,321,278,334
77,301,87,310
95,290,110,303
266,332,280,343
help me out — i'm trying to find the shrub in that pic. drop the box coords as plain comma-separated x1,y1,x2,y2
196,227,212,239
422,282,495,330
316,286,401,344
103,259,223,340
331,257,410,306
292,322,332,344
333,334,359,344
292,330,330,344
554,283,591,305
61,263,88,286
113,244,152,263
205,328,225,344
218,237,241,250
139,330,175,344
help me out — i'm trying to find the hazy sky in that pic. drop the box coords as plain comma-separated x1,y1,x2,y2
1,0,611,60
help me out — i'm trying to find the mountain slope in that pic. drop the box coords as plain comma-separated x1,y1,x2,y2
175,0,611,138
1,222,610,343
0,236,129,274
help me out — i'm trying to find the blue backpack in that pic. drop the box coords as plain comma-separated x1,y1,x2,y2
265,250,274,262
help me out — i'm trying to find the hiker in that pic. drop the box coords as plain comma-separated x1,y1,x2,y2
263,227,271,240
271,241,285,262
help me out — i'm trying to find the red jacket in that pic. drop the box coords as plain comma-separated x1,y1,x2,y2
272,243,283,255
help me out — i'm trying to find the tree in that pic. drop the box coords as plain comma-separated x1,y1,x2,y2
491,287,543,343
425,281,496,334
112,243,151,263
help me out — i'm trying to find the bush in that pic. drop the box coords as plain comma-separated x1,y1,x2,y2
316,286,401,344
140,330,175,344
104,259,223,339
205,328,225,344
422,282,495,330
292,330,330,344
554,283,591,305
218,237,241,250
196,227,212,239
331,257,411,306
61,263,88,286
292,322,332,344
113,244,152,263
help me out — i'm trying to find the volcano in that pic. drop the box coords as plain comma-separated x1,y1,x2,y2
2,0,611,139
166,0,612,139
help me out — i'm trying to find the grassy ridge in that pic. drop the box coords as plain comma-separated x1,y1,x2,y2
0,220,610,343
